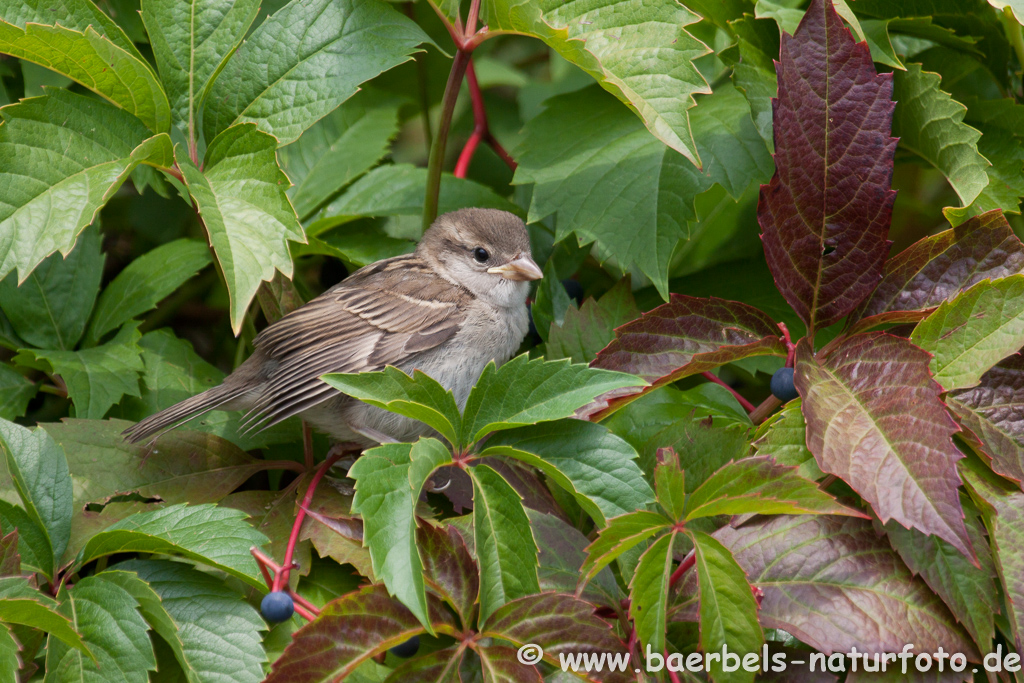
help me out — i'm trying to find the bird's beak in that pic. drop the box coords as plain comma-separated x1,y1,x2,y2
488,255,543,281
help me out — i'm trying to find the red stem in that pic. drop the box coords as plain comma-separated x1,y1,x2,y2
454,59,517,178
701,372,756,413
273,453,343,591
669,552,695,588
667,654,683,683
290,589,321,616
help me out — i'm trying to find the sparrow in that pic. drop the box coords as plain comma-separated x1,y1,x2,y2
122,208,542,446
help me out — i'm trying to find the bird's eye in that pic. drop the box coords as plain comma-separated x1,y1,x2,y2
473,247,489,263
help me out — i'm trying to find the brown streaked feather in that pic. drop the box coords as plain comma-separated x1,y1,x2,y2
239,254,470,431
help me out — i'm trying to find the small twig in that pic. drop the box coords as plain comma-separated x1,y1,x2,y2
749,395,782,424
669,551,695,588
423,48,472,229
455,60,516,177
701,371,756,413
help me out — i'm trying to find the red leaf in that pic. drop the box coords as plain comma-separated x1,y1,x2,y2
477,645,543,683
712,515,978,658
757,0,896,331
853,209,1024,323
417,523,479,626
948,353,1024,486
795,334,973,558
264,584,458,683
0,528,19,577
587,295,785,418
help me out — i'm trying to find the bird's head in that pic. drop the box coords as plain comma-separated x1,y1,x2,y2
417,208,542,308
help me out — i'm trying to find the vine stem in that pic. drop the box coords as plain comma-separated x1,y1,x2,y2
272,452,343,591
701,372,756,413
669,551,695,587
454,60,517,178
422,47,472,230
749,395,782,424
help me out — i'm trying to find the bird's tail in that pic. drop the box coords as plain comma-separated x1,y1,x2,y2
121,384,248,444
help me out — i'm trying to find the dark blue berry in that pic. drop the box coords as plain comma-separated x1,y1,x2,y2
261,591,294,622
389,635,420,658
770,367,799,402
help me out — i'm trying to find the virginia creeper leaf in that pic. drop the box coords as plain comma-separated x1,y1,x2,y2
416,524,478,626
757,0,897,331
264,584,458,683
948,353,1024,485
349,439,452,630
482,420,654,526
176,124,305,334
547,277,640,365
795,334,973,557
73,503,268,588
469,464,539,628
852,210,1024,322
684,456,865,521
0,577,88,657
140,0,259,138
0,419,71,575
483,0,711,165
203,0,430,145
0,90,172,283
892,63,989,209
86,238,212,345
707,515,978,657
629,531,676,657
0,502,51,578
0,20,170,132
654,447,687,521
751,399,824,480
578,511,670,590
0,225,103,350
911,275,1024,391
0,365,35,421
0,529,18,577
691,530,762,683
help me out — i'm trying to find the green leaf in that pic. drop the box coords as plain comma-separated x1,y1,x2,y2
0,622,18,682
880,496,998,651
960,456,1024,654
0,20,170,132
140,0,259,138
547,277,640,364
515,85,773,297
20,322,144,419
74,503,269,589
316,164,524,227
690,530,763,683
43,419,272,515
0,577,88,657
280,89,403,221
86,239,212,345
106,561,268,683
483,0,711,164
296,225,414,269
2,0,145,59
176,124,305,334
530,259,573,344
469,464,539,627
0,501,52,578
481,420,654,526
460,355,645,444
0,224,103,350
0,90,173,283
203,0,430,145
684,456,865,520
751,399,824,481
321,368,461,447
578,510,670,589
892,63,989,208
653,447,687,521
0,365,35,421
0,419,71,574
349,439,452,630
629,530,676,657
911,275,1024,391
46,574,155,682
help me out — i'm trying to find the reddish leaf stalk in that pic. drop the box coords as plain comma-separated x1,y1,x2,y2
273,452,344,592
667,653,683,683
749,395,782,424
669,551,696,587
454,60,517,178
701,371,756,413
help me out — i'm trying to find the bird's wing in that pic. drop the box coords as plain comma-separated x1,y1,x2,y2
241,254,470,431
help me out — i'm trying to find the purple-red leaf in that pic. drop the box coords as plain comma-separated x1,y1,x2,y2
795,334,973,558
948,354,1024,486
757,0,896,331
852,209,1024,323
0,529,19,577
384,648,464,683
417,523,478,626
477,645,543,683
712,515,978,658
480,593,630,683
588,295,785,418
264,584,458,683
